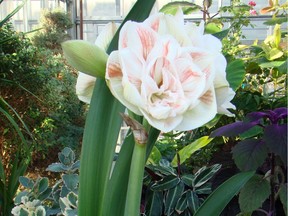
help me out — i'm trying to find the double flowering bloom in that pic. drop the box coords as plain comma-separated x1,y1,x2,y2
76,10,235,132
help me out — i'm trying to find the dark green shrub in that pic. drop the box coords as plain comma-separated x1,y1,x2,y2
32,9,73,52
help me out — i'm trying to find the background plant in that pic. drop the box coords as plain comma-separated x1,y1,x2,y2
13,147,79,216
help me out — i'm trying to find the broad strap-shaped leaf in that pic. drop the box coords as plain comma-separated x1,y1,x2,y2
226,59,245,91
232,139,268,171
210,121,259,138
187,190,200,214
263,124,287,165
193,164,221,188
164,182,184,216
171,136,212,167
160,1,201,15
239,175,270,213
194,171,254,216
103,133,134,216
151,175,180,191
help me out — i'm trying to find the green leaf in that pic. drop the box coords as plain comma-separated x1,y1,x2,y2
171,136,212,167
239,175,270,212
62,174,79,192
151,175,180,191
205,22,222,34
212,29,229,40
226,59,245,91
279,184,287,215
187,190,200,214
38,187,52,201
175,192,187,214
165,182,184,216
232,139,268,171
277,60,288,74
46,163,65,172
19,176,34,189
62,40,108,78
38,177,49,195
160,1,201,15
0,0,27,27
194,183,212,195
103,133,134,216
194,171,254,216
193,164,221,188
263,17,287,25
147,146,162,165
239,125,262,140
266,48,284,60
145,191,163,216
181,174,194,187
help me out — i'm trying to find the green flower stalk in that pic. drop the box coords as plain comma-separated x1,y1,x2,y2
121,114,148,216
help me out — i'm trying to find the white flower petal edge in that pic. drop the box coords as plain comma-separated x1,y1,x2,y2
106,11,235,132
76,22,119,103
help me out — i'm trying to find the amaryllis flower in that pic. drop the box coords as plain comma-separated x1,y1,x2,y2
76,22,119,103
248,1,256,7
106,10,235,132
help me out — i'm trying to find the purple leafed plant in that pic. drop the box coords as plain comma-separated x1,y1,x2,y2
211,107,287,171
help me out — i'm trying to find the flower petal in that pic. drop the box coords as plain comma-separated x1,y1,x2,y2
95,22,120,50
175,88,217,130
76,72,96,104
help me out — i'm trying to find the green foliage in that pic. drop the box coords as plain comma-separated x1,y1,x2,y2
32,9,72,52
194,171,254,216
13,147,79,216
239,175,271,213
144,160,221,215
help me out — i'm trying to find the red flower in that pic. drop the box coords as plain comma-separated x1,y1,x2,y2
248,1,256,7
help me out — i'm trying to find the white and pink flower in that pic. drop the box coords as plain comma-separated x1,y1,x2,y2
105,10,235,132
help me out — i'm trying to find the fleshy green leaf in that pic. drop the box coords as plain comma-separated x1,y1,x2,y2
19,176,34,189
62,174,79,192
165,182,184,216
194,183,212,194
62,40,108,78
171,136,212,167
226,59,245,91
232,139,268,171
160,1,201,15
263,124,287,165
239,175,270,212
194,171,254,216
38,177,49,194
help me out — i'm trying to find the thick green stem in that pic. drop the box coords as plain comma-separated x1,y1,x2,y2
124,142,147,216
